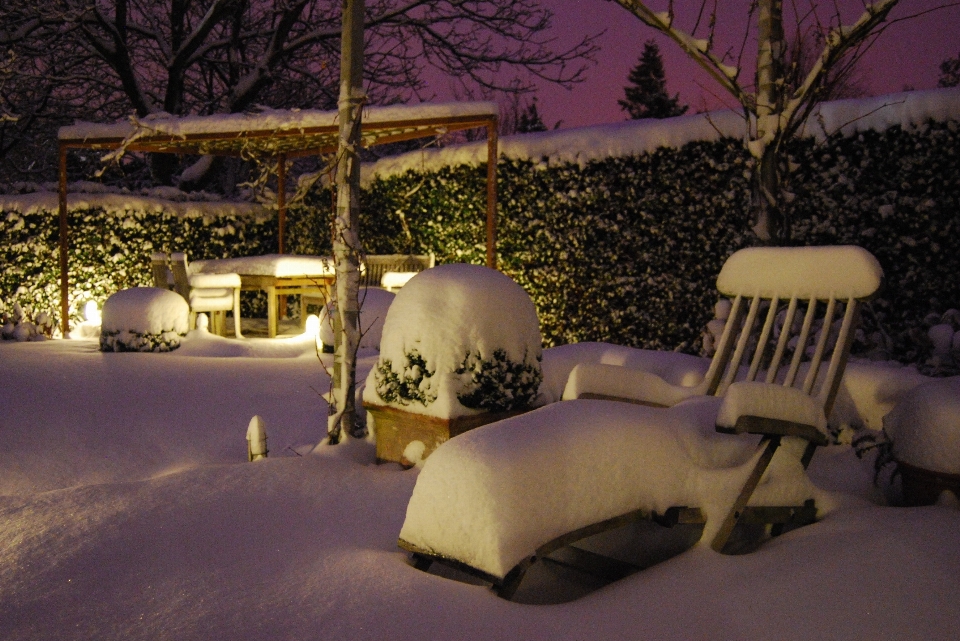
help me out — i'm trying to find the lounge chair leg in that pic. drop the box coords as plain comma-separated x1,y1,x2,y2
494,558,533,600
411,553,433,572
711,436,781,553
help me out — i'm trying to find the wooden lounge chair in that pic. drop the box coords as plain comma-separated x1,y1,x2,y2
397,245,883,599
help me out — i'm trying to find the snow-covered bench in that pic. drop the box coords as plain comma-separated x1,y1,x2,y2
398,246,883,598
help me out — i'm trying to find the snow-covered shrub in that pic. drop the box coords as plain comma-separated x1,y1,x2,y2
99,287,189,352
455,348,542,412
364,264,543,418
0,300,53,341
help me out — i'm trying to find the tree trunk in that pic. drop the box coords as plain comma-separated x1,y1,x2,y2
328,0,365,444
753,0,787,244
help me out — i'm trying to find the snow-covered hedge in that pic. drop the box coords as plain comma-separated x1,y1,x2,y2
353,117,960,365
0,189,276,328
2,91,959,366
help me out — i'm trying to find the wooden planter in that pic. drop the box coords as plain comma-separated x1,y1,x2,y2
364,402,531,465
897,460,960,506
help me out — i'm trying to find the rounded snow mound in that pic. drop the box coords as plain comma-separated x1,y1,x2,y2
363,264,542,418
100,287,189,352
884,377,960,474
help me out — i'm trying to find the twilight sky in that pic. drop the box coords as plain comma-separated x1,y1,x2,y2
477,0,960,129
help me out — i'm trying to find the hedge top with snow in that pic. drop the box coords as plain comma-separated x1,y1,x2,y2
362,87,960,183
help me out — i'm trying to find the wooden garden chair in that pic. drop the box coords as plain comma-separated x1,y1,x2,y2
300,253,434,321
397,245,883,600
170,252,243,338
150,252,173,290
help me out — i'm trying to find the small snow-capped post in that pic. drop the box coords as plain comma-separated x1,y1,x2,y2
247,415,268,461
328,0,366,445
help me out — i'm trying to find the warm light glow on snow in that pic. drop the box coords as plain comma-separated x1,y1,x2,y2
83,300,100,323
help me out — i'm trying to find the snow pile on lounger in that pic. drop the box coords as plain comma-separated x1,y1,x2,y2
399,398,825,579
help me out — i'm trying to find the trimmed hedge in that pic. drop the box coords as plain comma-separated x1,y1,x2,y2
2,119,959,367
0,206,277,325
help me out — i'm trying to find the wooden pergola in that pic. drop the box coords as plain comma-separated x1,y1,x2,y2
56,102,499,333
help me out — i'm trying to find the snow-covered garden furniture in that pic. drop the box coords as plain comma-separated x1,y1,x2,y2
316,287,395,352
398,245,883,599
170,252,242,337
882,377,960,505
362,264,542,465
100,287,189,352
150,252,174,289
301,253,434,319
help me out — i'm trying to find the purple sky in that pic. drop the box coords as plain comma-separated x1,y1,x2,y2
500,0,960,129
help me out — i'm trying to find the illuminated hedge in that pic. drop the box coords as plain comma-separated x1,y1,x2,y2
2,120,959,366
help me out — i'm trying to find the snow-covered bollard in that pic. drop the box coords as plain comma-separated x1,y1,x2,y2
362,264,543,464
99,287,189,352
247,415,268,461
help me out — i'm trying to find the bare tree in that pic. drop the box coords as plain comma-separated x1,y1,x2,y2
328,0,364,444
3,0,599,187
611,0,902,244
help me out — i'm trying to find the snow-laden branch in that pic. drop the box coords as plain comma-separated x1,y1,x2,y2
612,0,749,108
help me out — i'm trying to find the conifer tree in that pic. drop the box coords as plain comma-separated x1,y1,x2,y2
940,52,960,88
619,40,688,119
516,97,549,133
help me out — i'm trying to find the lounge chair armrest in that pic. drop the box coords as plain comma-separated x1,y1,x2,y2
715,381,829,444
718,415,829,446
561,362,706,407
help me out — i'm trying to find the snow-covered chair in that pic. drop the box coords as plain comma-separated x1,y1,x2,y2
361,253,435,289
300,253,434,321
170,252,242,337
150,252,174,290
398,245,883,599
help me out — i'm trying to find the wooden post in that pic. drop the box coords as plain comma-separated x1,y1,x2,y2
58,144,70,336
486,119,498,270
277,153,287,254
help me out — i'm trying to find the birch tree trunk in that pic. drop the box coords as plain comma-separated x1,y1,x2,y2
328,0,364,444
753,0,786,243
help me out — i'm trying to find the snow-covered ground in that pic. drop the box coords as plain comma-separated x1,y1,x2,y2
2,334,959,640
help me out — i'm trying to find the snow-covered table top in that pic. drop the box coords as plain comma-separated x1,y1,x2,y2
191,254,334,278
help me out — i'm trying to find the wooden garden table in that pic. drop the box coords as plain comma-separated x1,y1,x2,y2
192,254,335,337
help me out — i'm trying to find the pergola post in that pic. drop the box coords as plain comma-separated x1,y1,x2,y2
277,153,287,254
486,119,499,270
58,143,70,336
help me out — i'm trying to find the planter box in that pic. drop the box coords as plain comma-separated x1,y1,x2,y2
364,402,531,465
897,460,960,506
